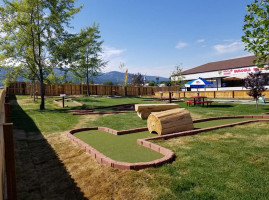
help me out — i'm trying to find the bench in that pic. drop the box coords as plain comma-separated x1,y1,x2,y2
197,100,214,107
185,100,194,106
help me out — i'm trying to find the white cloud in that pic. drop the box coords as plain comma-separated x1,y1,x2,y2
197,39,205,43
213,41,245,54
175,42,187,49
101,46,126,72
127,65,174,78
102,46,125,60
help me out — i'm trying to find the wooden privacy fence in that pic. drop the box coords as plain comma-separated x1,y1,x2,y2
8,82,269,99
7,82,180,96
0,89,17,200
155,90,269,99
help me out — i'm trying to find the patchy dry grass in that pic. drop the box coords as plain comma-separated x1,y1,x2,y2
46,132,158,200
12,95,269,199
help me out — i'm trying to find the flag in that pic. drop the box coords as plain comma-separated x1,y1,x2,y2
124,69,128,86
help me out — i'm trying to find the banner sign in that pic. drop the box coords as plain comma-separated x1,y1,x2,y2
124,69,128,86
218,66,268,76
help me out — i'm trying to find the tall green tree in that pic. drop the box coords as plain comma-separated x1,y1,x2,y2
0,0,82,110
170,65,185,87
242,0,269,67
68,25,106,96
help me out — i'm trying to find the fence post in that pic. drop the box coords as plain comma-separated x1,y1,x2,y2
5,103,10,123
5,96,9,103
169,92,172,103
3,123,17,200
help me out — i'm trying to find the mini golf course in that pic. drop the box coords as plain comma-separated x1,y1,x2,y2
70,116,269,170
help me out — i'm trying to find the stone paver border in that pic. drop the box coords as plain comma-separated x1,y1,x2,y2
67,115,269,170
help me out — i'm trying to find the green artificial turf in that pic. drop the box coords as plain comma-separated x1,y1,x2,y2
75,118,251,163
74,130,162,163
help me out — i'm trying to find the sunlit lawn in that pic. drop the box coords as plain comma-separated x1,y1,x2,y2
11,95,269,199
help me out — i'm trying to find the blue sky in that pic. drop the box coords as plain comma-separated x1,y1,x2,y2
2,0,255,78
69,0,255,77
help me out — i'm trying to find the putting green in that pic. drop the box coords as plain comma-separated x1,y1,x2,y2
74,118,251,163
74,130,162,163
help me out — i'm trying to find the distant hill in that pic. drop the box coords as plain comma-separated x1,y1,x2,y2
92,71,169,84
0,69,169,85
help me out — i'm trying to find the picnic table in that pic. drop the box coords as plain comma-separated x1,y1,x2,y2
185,96,214,107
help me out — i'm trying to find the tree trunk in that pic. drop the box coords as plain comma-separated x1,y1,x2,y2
86,55,90,96
33,80,36,101
30,81,33,98
86,77,89,96
256,98,258,110
40,70,45,110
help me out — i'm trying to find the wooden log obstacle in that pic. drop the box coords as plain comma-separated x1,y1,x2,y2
147,108,194,135
135,103,179,120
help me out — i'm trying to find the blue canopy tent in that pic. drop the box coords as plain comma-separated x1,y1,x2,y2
185,77,213,95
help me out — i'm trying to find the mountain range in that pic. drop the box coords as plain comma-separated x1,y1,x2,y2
0,69,169,85
92,71,169,84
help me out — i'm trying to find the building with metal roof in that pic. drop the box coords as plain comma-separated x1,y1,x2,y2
173,55,269,91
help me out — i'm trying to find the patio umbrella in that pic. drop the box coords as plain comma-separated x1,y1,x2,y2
185,77,213,96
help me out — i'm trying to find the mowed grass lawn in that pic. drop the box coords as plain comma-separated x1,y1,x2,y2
11,95,269,199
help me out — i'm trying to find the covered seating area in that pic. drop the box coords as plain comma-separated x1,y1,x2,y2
184,77,214,107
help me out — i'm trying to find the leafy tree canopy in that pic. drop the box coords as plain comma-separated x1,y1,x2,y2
242,0,269,67
0,0,82,109
245,71,267,109
170,65,185,87
56,24,106,96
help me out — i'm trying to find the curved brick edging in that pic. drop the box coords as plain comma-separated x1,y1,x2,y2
66,127,175,170
67,115,269,170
